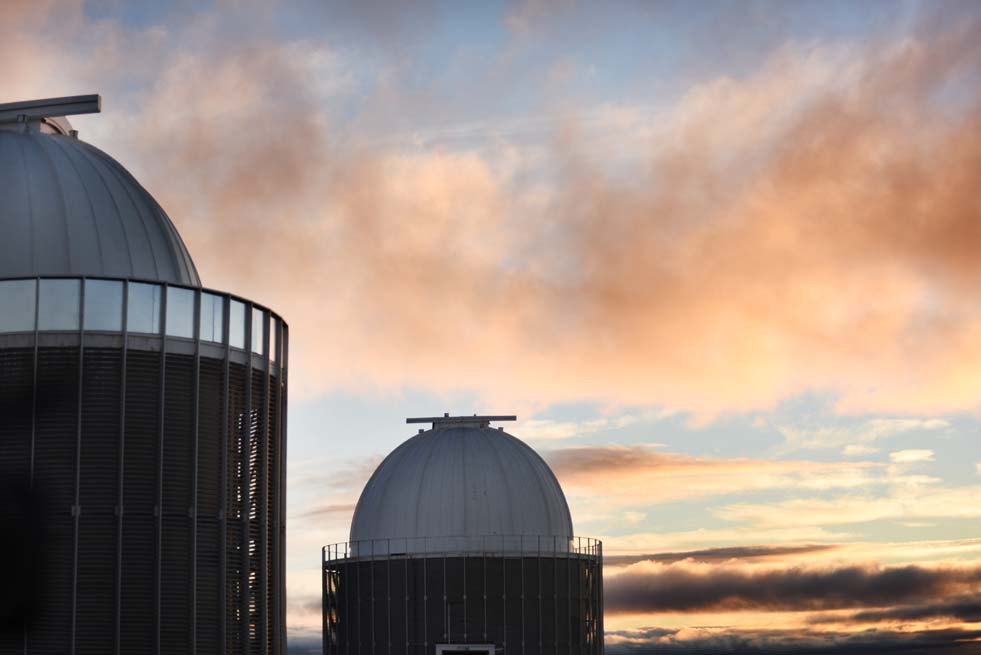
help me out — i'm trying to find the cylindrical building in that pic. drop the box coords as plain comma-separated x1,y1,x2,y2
0,96,287,654
323,415,603,655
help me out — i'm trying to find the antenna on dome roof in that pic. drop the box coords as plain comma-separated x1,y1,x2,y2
0,94,101,136
407,414,517,429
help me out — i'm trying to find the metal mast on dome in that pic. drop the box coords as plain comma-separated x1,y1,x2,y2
0,94,101,136
406,413,517,429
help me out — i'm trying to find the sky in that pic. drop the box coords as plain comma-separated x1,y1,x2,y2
4,0,981,652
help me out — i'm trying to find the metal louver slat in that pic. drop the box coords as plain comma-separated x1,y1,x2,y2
76,349,122,653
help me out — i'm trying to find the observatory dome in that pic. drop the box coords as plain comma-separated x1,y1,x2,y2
350,418,574,552
0,128,199,286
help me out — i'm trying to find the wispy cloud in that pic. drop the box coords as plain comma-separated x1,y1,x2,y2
890,449,936,464
779,419,948,452
295,502,357,519
604,544,837,567
546,444,883,506
716,485,981,528
843,444,879,457
599,526,854,557
518,409,671,442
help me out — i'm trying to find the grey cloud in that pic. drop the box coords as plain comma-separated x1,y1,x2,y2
606,626,981,654
832,593,981,624
604,563,981,613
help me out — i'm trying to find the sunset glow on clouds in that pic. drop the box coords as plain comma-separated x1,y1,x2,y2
4,0,981,652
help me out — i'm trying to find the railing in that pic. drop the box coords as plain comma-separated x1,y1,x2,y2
323,534,602,562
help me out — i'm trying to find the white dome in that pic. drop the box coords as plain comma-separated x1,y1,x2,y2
0,100,200,286
350,420,573,555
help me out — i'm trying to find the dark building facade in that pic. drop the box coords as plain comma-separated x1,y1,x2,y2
323,537,603,655
323,416,604,655
0,96,288,655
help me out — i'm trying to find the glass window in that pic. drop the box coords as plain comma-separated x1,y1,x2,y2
165,286,195,338
127,282,162,334
38,278,80,330
269,319,278,363
83,279,123,331
229,300,246,349
199,292,225,343
251,307,265,356
0,279,36,333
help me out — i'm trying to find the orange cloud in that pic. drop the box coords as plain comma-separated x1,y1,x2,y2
545,444,882,506
5,6,981,419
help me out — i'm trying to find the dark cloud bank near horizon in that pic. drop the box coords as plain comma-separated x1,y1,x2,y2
287,627,981,655
604,626,981,655
604,562,981,614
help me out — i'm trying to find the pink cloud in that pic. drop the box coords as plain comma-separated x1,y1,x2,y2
5,6,981,419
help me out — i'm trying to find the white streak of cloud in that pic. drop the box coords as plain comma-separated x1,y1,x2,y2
843,444,879,456
890,449,935,464
779,419,948,452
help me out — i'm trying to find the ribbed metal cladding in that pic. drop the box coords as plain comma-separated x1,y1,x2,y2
323,539,604,655
0,277,288,655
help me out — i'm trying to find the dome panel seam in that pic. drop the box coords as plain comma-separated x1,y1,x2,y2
70,140,136,277
79,141,162,283
47,136,105,276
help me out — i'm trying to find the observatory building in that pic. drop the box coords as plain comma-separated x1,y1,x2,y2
322,415,604,655
0,96,287,654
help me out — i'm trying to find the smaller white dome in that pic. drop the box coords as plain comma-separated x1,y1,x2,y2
350,419,573,555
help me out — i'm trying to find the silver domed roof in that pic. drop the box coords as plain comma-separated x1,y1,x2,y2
0,112,199,286
350,418,573,552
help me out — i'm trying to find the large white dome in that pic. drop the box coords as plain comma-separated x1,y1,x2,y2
0,100,199,286
349,418,573,554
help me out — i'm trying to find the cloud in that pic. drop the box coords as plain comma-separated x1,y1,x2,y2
5,4,981,419
545,444,882,505
599,525,853,556
605,536,981,570
518,409,669,441
505,0,575,36
891,449,936,463
715,484,981,528
623,511,646,525
780,419,948,452
291,594,324,618
835,593,981,624
295,502,357,519
286,629,322,655
605,544,837,567
6,6,981,651
603,561,981,614
605,626,981,654
844,444,880,457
